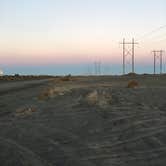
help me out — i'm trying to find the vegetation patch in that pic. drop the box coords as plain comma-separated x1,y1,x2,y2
125,72,138,76
60,75,72,82
127,80,139,88
85,89,112,108
15,106,37,117
0,75,53,81
38,86,71,100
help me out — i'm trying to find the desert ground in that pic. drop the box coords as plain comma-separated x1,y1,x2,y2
0,75,166,166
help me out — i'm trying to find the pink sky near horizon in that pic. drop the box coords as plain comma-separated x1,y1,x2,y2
1,38,165,66
0,51,156,66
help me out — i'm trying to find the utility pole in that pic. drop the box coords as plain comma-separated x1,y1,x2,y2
94,61,99,75
94,62,97,75
98,61,101,75
152,50,164,74
120,38,138,75
160,50,163,74
153,51,156,74
94,61,101,75
123,38,125,75
132,38,135,73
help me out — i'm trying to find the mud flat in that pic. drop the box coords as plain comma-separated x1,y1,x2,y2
0,75,166,166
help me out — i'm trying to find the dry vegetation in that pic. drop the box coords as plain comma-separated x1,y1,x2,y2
15,106,37,117
125,72,138,76
60,75,72,81
0,75,53,81
127,80,139,88
38,86,72,100
85,89,112,108
38,76,84,100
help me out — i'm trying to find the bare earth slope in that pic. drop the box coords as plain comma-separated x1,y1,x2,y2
0,75,166,166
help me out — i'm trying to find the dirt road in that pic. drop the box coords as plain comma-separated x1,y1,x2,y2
0,79,52,95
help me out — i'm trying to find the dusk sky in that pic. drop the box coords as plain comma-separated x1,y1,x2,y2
0,0,165,75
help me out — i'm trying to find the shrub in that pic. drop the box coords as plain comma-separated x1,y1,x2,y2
127,80,139,88
86,90,98,105
38,87,54,100
14,74,20,77
38,86,69,100
126,72,137,76
60,74,72,81
15,106,37,117
85,89,112,108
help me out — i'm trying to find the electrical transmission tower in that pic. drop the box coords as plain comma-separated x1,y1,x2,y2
152,50,164,74
120,38,138,75
94,61,101,75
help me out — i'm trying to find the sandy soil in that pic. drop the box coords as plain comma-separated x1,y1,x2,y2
0,75,166,166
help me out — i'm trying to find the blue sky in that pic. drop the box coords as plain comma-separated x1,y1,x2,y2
0,0,165,75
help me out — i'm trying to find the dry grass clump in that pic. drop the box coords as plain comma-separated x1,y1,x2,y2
15,106,37,117
38,86,70,100
86,90,98,105
38,87,55,100
51,76,79,84
85,89,112,108
60,75,72,82
126,72,138,76
127,80,139,88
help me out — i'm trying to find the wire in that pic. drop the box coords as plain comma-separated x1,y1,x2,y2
156,36,166,42
138,25,166,41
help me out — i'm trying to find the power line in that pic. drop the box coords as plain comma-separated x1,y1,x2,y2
138,25,166,41
141,33,166,44
155,36,166,42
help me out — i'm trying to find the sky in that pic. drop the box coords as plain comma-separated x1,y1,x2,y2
0,0,165,75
